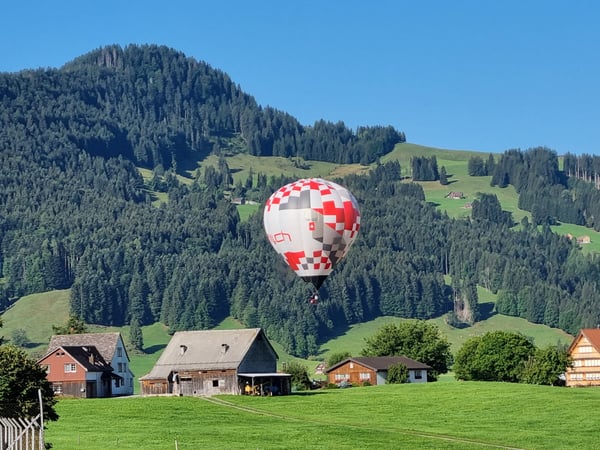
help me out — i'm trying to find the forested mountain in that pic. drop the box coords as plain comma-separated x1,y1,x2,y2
490,148,600,230
1,44,600,357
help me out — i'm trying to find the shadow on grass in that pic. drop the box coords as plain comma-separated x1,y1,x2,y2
143,344,167,354
478,302,495,321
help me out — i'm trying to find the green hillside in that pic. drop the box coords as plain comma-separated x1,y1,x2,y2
3,288,573,393
0,145,590,378
0,289,70,353
203,142,600,251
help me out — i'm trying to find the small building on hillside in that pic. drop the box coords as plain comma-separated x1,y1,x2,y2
325,356,431,386
140,328,290,397
43,332,134,396
38,345,115,397
566,328,600,387
445,192,465,200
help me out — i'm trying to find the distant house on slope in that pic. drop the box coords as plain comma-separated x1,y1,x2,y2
42,332,134,396
445,192,465,200
577,236,591,245
566,328,600,387
325,356,431,386
140,328,290,397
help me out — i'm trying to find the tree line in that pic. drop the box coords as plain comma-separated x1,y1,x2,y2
488,147,600,230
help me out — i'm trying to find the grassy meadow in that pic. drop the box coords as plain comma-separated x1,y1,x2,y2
45,381,600,449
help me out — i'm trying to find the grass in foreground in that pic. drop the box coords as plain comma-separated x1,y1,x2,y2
45,382,600,449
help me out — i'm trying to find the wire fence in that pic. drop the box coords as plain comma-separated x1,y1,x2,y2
0,390,44,450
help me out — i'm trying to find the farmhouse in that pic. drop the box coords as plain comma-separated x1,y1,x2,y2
41,332,134,396
140,328,291,397
326,356,431,386
445,191,465,199
566,328,600,387
38,345,115,397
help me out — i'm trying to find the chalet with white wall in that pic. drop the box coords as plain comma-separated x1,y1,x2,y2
566,328,600,387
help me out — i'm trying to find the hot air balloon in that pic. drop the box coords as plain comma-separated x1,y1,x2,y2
263,178,361,304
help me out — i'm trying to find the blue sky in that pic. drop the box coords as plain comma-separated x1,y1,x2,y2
2,1,599,154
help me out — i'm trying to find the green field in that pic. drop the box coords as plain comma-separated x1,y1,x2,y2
45,381,600,449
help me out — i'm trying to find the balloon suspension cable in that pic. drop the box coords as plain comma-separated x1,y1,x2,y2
309,290,319,305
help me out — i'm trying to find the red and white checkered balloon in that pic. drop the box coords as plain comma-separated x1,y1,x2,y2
264,178,361,290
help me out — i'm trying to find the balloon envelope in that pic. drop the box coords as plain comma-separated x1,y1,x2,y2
263,178,361,290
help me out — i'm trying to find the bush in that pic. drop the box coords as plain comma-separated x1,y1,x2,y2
387,363,409,384
285,361,311,391
454,331,535,382
10,328,29,347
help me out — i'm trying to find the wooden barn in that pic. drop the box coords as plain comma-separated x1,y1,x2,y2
44,332,134,396
566,328,600,387
326,356,431,386
140,328,291,397
38,345,115,398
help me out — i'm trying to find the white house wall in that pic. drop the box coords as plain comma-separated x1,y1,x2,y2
408,369,427,383
110,337,134,395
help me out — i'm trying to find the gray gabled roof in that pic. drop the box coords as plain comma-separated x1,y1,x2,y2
48,332,127,363
326,356,431,373
140,328,274,380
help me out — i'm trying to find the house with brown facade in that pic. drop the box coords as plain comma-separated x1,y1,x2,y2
41,332,134,396
38,345,115,397
566,328,600,387
325,356,431,386
140,328,291,397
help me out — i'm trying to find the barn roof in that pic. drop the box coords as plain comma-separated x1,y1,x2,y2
140,328,276,380
569,328,600,353
48,332,127,363
39,345,113,373
326,355,431,373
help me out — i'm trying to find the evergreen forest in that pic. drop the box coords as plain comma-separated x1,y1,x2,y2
1,44,600,357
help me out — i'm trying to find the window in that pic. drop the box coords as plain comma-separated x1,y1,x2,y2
64,363,76,373
212,379,219,387
573,360,583,367
570,373,584,381
334,373,349,381
585,372,600,380
117,347,123,357
118,363,124,372
53,384,63,394
584,359,600,367
414,370,423,379
359,372,371,380
579,346,593,353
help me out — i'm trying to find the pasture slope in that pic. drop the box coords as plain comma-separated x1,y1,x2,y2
2,287,573,390
45,382,600,449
